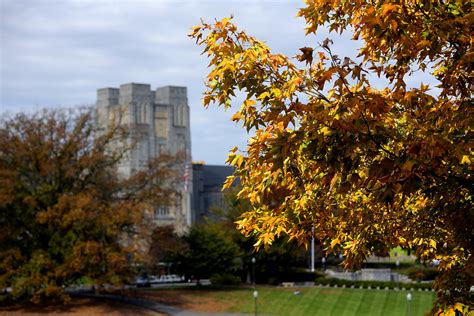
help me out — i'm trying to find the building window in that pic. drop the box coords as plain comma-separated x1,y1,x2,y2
173,105,187,127
155,205,170,218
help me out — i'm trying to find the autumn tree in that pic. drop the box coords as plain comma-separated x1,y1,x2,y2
191,1,472,313
0,108,180,303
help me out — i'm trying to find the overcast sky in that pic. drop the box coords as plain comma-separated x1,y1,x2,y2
0,0,434,165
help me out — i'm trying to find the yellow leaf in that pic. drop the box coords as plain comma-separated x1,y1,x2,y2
244,99,256,107
461,155,471,165
320,126,332,136
258,92,271,100
429,239,437,249
271,88,282,98
231,111,242,122
222,175,236,190
253,239,262,247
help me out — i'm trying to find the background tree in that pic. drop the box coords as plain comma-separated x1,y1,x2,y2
148,225,187,274
208,187,313,285
0,108,180,303
191,1,472,313
175,224,240,284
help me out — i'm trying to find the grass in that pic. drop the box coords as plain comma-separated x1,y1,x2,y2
141,286,435,316
389,247,410,258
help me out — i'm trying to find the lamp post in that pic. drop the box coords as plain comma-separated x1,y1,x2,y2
251,257,256,288
253,290,258,316
311,225,315,272
396,259,400,289
406,292,412,316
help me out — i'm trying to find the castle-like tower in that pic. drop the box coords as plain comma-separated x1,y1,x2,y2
96,83,192,233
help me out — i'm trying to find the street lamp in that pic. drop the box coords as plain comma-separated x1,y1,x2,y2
311,225,315,272
406,292,412,316
253,290,258,316
251,257,256,288
396,259,400,289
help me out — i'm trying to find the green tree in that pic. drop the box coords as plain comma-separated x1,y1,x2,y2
176,225,240,283
0,108,180,303
191,1,472,313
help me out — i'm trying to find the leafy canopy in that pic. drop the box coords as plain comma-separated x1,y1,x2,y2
191,0,472,313
175,224,241,281
0,108,180,302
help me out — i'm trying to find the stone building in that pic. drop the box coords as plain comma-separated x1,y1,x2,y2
96,83,192,234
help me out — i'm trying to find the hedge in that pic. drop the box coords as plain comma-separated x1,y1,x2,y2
210,273,241,286
314,277,433,290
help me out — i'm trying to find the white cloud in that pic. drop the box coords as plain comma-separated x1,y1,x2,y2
1,0,437,164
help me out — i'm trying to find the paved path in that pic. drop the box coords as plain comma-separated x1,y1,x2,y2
72,292,252,316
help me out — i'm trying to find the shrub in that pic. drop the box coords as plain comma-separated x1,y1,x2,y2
210,273,241,286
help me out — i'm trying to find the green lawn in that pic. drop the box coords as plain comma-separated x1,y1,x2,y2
171,286,435,316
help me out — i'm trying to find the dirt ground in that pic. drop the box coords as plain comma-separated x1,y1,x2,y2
0,297,163,316
127,289,232,313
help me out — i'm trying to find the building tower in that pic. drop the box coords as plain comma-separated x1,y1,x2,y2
96,83,192,234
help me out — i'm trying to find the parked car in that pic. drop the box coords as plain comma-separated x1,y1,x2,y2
168,274,184,283
155,274,184,283
149,275,160,284
134,276,150,287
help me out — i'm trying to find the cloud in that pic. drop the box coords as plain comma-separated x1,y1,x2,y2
2,0,435,164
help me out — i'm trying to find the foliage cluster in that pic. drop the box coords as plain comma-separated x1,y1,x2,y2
191,0,472,313
0,108,180,302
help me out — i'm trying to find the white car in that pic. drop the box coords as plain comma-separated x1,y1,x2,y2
158,274,183,283
149,275,160,284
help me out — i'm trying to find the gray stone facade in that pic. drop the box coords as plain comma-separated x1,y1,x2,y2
96,83,192,234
